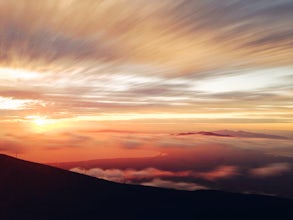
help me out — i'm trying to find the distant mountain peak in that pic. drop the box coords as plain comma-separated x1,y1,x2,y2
197,131,232,137
213,130,288,139
174,130,287,139
174,131,232,137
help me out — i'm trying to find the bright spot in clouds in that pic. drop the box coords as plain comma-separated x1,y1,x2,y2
25,116,58,132
32,116,49,126
196,68,293,93
0,67,41,81
0,97,36,110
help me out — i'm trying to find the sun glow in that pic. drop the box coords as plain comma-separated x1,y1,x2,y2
24,115,71,132
34,117,48,126
26,115,55,127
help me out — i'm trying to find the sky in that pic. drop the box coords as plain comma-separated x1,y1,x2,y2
0,0,293,171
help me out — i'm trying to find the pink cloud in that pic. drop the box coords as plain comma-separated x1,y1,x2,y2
197,166,239,181
250,163,291,177
71,165,238,187
0,139,26,154
141,178,208,191
71,167,209,191
71,167,175,183
71,167,125,182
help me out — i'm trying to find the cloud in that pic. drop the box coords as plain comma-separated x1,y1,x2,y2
0,89,44,100
70,167,209,191
71,167,175,183
71,165,239,186
141,178,207,191
43,132,293,198
0,0,292,73
71,167,125,183
197,166,239,181
0,0,292,123
0,139,26,154
250,163,292,177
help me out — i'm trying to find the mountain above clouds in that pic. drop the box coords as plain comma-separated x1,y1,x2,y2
175,130,288,139
176,131,232,137
213,130,288,139
1,154,293,219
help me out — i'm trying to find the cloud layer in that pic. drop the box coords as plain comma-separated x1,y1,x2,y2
0,0,292,126
54,131,293,197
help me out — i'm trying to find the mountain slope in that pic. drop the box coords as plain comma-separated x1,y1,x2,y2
1,154,293,220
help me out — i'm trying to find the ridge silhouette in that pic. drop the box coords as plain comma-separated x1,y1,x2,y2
1,154,292,220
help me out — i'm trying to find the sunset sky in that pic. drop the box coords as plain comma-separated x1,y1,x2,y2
0,0,293,165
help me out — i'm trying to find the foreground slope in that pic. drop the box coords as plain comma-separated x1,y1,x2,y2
1,154,293,220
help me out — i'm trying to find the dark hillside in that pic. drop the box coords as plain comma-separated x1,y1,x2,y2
1,154,292,220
